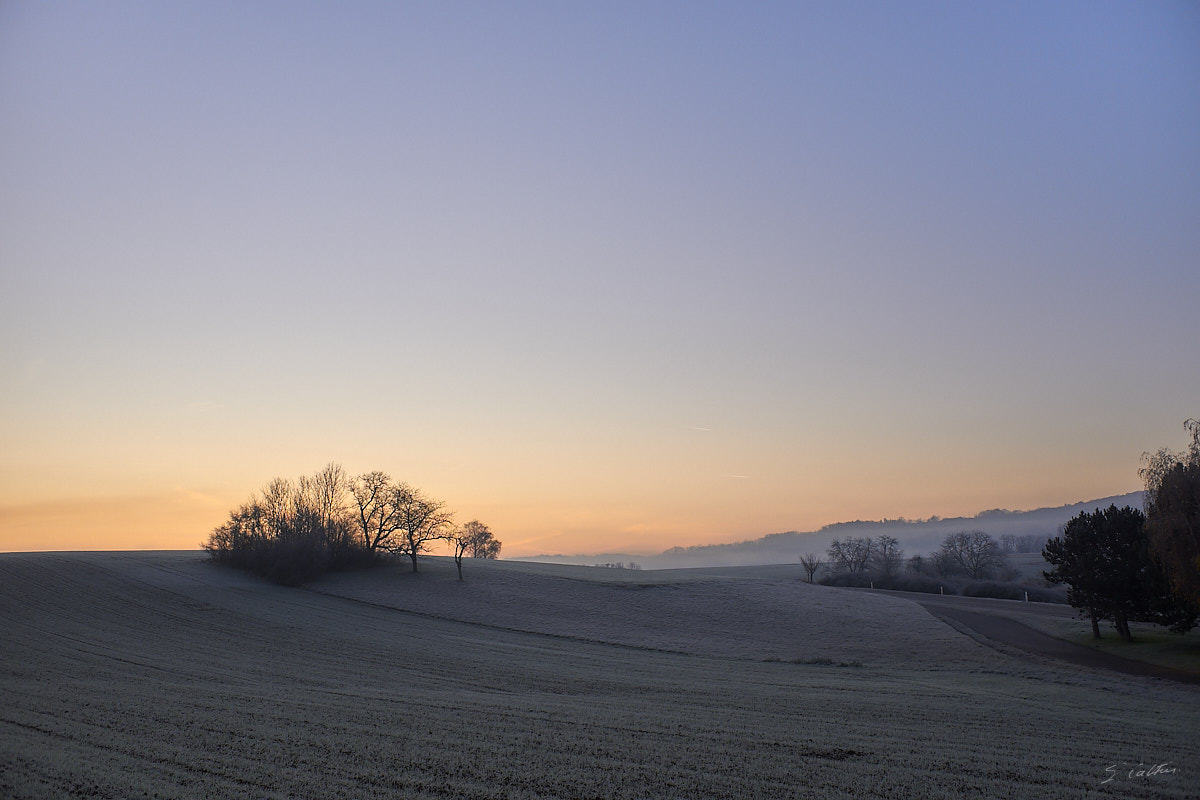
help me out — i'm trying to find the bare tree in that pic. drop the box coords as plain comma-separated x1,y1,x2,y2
872,535,904,578
937,531,1004,580
259,477,294,538
826,539,848,572
295,463,354,554
799,553,822,583
447,520,501,580
1015,533,1050,553
350,471,404,552
930,547,957,578
390,483,454,572
299,462,350,530
827,537,874,574
468,522,501,559
447,524,473,581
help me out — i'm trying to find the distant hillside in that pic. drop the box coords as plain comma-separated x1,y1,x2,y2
525,491,1144,569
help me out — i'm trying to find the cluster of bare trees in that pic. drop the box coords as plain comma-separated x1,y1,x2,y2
927,531,1007,580
205,463,501,584
998,533,1051,554
806,530,1009,587
348,470,457,571
824,536,875,574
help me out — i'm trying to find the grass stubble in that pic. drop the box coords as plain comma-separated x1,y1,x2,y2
0,552,1195,799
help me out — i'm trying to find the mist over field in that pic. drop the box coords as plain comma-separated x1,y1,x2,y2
1,551,1196,799
528,492,1144,568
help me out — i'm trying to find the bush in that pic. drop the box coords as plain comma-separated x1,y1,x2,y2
207,520,381,586
204,469,381,585
263,531,334,587
818,572,873,588
961,581,1023,601
818,571,1068,604
962,581,1068,604
818,572,956,595
885,574,952,595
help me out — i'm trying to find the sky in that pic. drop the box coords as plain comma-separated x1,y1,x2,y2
2,1,1198,558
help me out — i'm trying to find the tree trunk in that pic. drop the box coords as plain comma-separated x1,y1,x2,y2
1115,615,1132,642
455,555,463,581
1089,608,1101,639
409,551,418,573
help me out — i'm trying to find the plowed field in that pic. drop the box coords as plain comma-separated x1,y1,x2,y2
1,552,1195,799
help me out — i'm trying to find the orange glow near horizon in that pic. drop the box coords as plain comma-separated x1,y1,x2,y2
0,455,1144,558
2,4,1197,560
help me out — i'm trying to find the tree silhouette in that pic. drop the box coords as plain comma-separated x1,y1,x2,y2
826,537,873,573
350,471,405,553
1044,505,1196,640
207,464,466,582
872,535,904,578
936,531,1003,580
1140,418,1200,605
468,522,501,559
799,553,822,583
448,520,501,580
204,464,363,585
390,483,453,573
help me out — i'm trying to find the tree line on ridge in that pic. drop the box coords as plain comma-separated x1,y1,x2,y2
804,419,1200,639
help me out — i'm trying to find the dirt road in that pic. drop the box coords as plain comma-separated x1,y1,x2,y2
859,589,1200,685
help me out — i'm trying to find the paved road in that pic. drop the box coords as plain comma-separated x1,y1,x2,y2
856,588,1200,685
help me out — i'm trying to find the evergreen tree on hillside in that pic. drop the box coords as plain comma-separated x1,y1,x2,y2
1043,505,1197,640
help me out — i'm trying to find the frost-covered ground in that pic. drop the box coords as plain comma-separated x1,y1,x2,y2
315,559,1003,670
1,551,1196,799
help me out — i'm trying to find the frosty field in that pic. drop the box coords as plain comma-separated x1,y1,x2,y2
1,552,1196,799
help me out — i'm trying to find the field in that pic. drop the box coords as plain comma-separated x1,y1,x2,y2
1,552,1196,799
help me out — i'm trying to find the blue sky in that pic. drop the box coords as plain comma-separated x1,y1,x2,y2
2,1,1198,555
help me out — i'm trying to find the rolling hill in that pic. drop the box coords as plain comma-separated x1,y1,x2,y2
1,549,1195,799
528,492,1144,568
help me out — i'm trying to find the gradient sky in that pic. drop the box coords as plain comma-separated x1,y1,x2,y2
2,1,1198,557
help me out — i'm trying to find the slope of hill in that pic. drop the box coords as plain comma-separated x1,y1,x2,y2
1,550,1195,800
311,557,991,669
528,492,1144,568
